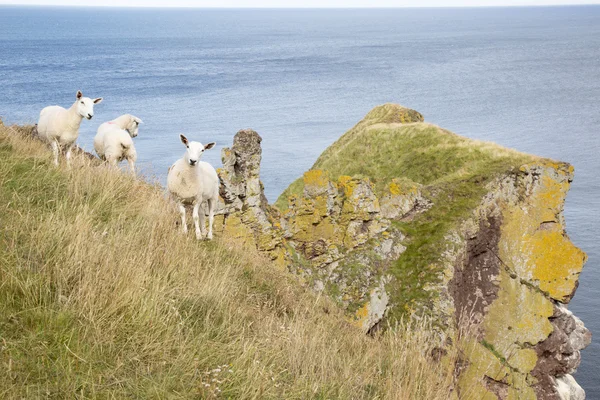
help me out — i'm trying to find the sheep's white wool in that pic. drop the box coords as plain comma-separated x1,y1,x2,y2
167,135,219,240
94,114,142,175
37,90,103,166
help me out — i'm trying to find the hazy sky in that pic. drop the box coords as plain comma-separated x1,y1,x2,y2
1,0,599,7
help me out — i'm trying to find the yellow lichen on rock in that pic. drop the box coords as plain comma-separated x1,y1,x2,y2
303,169,330,189
528,229,587,300
482,269,554,360
352,302,370,329
389,180,402,196
483,271,553,374
457,337,511,399
337,175,355,197
215,214,257,248
499,164,586,302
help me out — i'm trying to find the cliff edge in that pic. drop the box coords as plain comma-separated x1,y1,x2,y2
215,104,590,400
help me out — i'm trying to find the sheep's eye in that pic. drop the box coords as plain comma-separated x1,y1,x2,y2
80,101,84,104
134,121,139,126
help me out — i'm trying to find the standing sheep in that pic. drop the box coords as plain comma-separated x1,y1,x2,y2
94,114,143,176
37,90,103,166
167,134,218,240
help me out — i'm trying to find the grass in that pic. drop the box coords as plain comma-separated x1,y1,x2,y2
274,104,537,320
0,122,461,399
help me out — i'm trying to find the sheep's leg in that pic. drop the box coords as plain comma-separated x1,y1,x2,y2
178,203,188,234
206,198,215,240
50,140,60,166
128,159,136,177
65,145,73,168
199,204,207,238
193,203,204,240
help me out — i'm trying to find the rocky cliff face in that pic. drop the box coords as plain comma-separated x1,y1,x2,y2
213,105,590,399
450,163,590,399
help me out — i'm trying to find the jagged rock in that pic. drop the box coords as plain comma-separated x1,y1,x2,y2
379,178,429,219
216,129,284,257
532,305,592,399
555,375,585,400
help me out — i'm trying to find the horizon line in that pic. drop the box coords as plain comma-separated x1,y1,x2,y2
1,2,599,8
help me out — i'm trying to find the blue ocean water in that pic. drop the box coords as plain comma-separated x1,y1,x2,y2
0,5,598,395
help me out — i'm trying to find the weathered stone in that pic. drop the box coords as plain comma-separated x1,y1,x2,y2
532,304,592,399
449,164,589,400
216,129,284,254
555,375,585,400
379,178,428,219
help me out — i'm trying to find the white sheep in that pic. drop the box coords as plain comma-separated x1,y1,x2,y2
37,90,103,166
94,114,143,175
167,134,218,240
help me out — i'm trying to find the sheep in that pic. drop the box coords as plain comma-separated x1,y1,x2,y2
167,134,218,240
37,90,103,166
94,114,143,175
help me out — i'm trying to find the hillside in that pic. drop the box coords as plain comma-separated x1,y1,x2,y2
0,121,459,399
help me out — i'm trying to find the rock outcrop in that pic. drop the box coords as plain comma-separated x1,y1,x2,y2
450,163,590,399
216,129,283,257
213,104,589,399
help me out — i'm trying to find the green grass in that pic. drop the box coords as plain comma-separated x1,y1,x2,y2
0,122,459,399
274,104,536,319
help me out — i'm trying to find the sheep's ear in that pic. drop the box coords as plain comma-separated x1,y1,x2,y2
180,134,189,146
134,117,143,124
93,97,103,104
204,142,216,150
76,91,83,99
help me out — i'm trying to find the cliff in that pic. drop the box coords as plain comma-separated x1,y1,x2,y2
214,104,590,399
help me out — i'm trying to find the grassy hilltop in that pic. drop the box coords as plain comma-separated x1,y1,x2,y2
275,104,536,318
0,122,458,399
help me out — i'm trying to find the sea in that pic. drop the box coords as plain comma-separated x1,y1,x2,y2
0,5,598,396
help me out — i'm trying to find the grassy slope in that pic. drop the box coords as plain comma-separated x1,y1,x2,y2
0,123,458,399
275,104,537,318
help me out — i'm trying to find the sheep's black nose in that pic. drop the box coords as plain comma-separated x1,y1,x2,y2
190,160,197,166
87,114,93,119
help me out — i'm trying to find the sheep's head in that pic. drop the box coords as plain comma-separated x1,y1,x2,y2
126,115,143,138
180,134,215,167
75,90,103,120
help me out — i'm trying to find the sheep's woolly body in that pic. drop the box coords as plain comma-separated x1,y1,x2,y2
167,159,218,205
104,130,137,163
94,114,141,174
38,104,83,148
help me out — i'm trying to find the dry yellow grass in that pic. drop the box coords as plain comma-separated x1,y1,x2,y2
0,122,461,399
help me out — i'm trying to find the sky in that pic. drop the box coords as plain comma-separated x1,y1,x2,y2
1,0,599,7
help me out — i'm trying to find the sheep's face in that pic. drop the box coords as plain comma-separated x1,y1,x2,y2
180,134,216,167
126,115,143,138
75,90,103,120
